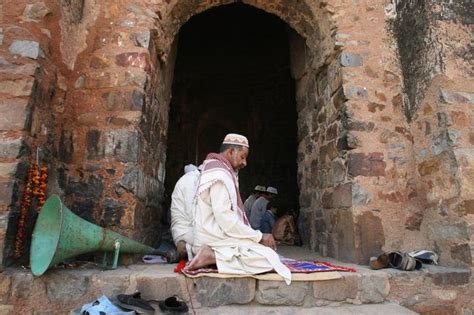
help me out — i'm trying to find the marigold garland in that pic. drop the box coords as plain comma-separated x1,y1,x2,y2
14,163,48,259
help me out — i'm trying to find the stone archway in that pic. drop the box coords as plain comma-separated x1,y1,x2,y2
139,0,358,260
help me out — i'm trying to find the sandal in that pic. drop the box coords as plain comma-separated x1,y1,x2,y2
388,251,419,271
408,250,438,265
158,296,189,314
116,292,155,314
369,253,389,270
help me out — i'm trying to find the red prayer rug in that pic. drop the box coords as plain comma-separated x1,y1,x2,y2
179,258,356,276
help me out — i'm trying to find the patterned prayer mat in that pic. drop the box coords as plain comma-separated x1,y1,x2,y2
179,258,355,281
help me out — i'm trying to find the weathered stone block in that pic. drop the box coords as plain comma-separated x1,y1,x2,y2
0,136,24,159
102,198,127,226
0,179,13,207
313,274,358,301
9,40,42,59
348,153,386,177
0,163,17,178
23,2,51,21
428,222,469,243
115,52,149,68
359,273,390,303
256,281,309,305
0,57,38,75
0,274,11,302
66,175,103,200
119,164,139,194
90,56,110,69
0,305,14,314
86,130,139,162
352,182,372,205
0,98,29,130
339,52,363,67
11,271,45,301
333,183,352,208
91,270,131,297
102,90,144,111
44,271,92,303
332,86,346,110
86,130,104,160
356,212,385,263
0,214,8,230
131,31,151,48
427,269,471,286
432,289,458,302
192,277,255,307
327,210,356,261
450,243,471,265
85,70,147,89
346,120,375,132
107,112,141,126
58,129,74,163
105,130,139,162
439,89,474,104
343,85,368,99
0,78,34,96
328,158,346,185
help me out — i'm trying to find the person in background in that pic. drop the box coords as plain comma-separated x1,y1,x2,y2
244,185,266,219
249,186,278,230
260,201,278,234
170,164,201,259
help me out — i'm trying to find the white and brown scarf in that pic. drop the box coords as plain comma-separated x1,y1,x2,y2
195,152,249,225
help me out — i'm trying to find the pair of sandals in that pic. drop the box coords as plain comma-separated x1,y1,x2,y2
370,251,422,271
116,292,188,314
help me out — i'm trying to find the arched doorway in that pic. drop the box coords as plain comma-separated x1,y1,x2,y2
141,0,350,260
164,3,299,219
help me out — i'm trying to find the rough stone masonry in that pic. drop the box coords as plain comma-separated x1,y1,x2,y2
0,0,472,274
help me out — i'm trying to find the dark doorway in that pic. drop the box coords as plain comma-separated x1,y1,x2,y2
165,3,298,217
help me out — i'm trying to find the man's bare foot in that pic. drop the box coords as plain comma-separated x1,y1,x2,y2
184,245,216,272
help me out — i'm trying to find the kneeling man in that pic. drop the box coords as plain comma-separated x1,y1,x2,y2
185,134,291,284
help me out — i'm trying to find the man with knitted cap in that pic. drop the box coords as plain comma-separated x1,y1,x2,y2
244,185,266,219
185,133,291,283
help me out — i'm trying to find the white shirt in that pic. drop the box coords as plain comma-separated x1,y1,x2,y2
170,169,200,245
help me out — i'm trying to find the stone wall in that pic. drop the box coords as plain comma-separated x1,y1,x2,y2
388,0,474,267
0,0,472,268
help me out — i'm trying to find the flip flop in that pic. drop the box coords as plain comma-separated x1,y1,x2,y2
408,250,439,265
158,296,189,314
142,255,167,264
369,253,390,270
388,251,417,271
116,292,155,314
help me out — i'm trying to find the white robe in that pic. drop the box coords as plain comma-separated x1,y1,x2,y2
192,181,291,284
170,169,200,245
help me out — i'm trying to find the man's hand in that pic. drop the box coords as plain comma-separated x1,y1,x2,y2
260,233,277,250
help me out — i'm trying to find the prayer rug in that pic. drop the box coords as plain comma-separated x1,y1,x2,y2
180,258,355,281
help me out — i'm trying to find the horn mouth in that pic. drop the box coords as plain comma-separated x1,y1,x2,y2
30,195,63,276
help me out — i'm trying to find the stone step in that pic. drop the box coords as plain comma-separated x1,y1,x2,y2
196,303,418,315
0,261,472,314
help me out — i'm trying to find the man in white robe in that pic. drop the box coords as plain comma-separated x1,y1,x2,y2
185,133,291,284
170,165,200,259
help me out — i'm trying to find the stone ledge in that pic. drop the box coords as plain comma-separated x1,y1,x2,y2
0,251,472,313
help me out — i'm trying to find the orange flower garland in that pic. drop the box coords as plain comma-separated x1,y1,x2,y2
14,163,48,259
